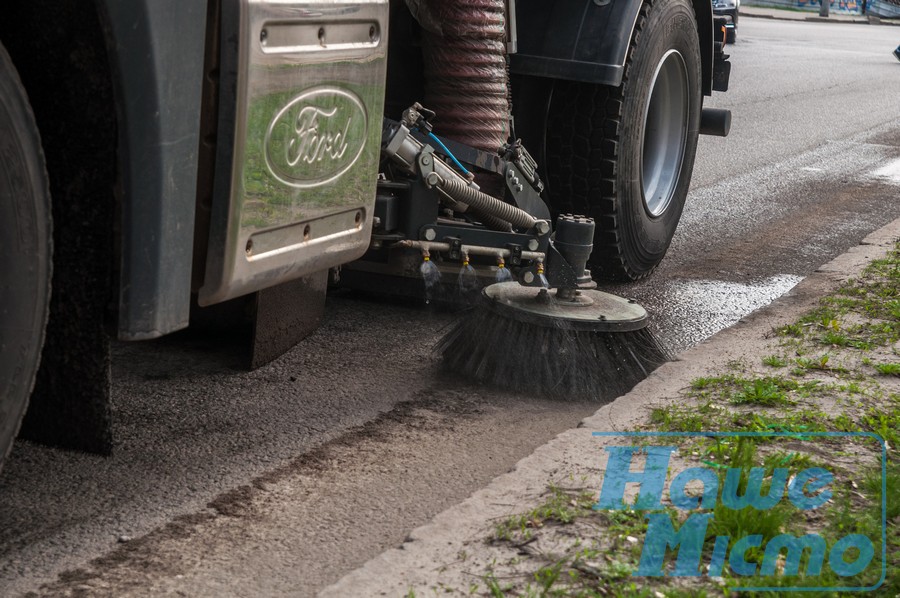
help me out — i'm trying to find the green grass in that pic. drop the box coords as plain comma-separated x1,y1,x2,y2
730,459,898,594
873,362,900,376
763,355,788,368
860,405,900,447
493,485,596,542
732,378,794,407
701,441,795,565
793,353,849,374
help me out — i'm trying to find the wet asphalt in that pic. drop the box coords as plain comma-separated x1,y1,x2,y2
2,17,900,597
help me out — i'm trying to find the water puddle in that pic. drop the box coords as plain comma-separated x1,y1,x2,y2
652,275,804,353
869,158,900,184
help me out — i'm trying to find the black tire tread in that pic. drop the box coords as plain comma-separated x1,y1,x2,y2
0,41,52,472
547,1,653,281
547,0,698,282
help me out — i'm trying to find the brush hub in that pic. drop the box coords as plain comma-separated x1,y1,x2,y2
482,282,649,332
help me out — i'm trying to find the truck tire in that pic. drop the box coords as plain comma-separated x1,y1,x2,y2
546,0,702,281
0,42,52,472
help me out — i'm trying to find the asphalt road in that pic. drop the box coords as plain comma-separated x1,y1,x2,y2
2,16,900,598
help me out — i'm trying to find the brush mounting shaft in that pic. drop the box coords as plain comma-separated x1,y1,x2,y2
554,214,594,286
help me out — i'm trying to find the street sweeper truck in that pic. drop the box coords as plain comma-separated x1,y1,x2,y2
0,0,732,470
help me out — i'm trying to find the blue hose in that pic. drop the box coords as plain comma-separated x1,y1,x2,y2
425,131,471,177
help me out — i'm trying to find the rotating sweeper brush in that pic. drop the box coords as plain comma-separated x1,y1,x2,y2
436,214,670,401
374,106,670,400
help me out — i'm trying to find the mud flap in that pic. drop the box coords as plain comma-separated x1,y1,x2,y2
249,271,328,369
191,271,328,370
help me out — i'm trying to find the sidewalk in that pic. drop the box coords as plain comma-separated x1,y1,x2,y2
741,4,900,25
323,217,900,596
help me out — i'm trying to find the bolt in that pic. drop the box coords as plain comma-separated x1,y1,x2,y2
260,29,268,45
535,220,551,235
527,239,539,251
425,172,441,187
424,228,437,241
511,176,520,186
421,156,432,166
515,184,524,193
523,272,535,284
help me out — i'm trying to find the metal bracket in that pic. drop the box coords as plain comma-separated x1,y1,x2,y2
544,244,581,290
446,237,462,261
505,163,550,221
507,244,523,267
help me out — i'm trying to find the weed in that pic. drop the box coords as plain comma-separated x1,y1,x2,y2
794,354,832,371
533,562,564,593
493,485,595,542
762,354,787,368
821,330,849,346
691,376,721,390
873,362,900,376
860,406,900,446
732,378,794,407
650,405,706,432
483,574,506,598
777,323,804,337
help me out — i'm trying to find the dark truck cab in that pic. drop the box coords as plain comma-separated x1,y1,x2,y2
0,0,731,468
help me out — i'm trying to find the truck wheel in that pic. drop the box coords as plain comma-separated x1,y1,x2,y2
0,42,52,472
546,0,702,281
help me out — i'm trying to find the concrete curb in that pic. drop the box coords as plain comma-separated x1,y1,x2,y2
742,7,900,25
321,217,900,597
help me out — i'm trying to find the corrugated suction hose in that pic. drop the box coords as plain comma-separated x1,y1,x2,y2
418,0,510,153
437,175,536,230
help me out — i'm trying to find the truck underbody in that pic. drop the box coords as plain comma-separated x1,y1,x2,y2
0,0,731,466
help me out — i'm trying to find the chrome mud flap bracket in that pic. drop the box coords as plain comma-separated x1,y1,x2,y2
199,0,389,306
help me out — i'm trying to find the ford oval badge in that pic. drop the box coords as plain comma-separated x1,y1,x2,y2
264,86,368,188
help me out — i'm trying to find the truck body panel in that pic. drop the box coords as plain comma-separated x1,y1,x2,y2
99,0,208,340
513,0,714,94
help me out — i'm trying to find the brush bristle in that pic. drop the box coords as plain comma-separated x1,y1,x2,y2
436,303,671,401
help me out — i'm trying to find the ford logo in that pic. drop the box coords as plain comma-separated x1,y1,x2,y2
264,86,368,188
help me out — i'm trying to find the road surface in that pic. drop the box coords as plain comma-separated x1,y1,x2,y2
1,16,899,597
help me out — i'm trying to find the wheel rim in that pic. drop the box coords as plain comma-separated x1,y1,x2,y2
641,49,689,218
